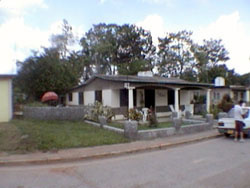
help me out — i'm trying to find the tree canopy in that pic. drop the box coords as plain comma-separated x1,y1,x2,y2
15,21,249,101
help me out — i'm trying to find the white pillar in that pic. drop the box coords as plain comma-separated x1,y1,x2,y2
206,89,211,113
174,88,180,113
128,87,135,109
246,90,250,103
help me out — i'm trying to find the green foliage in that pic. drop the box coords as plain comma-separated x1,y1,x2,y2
80,23,156,76
85,101,114,122
157,30,194,77
128,108,142,121
217,94,234,113
0,120,128,153
147,108,158,127
15,48,84,100
210,105,222,119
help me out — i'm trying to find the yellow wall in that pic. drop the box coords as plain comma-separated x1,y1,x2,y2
0,78,12,122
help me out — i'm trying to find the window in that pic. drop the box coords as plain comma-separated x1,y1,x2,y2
68,93,73,102
120,89,128,107
79,92,84,105
95,90,102,103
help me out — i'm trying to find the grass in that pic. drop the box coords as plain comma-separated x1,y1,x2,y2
0,119,129,154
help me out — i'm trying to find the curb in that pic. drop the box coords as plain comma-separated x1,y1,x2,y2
0,133,221,167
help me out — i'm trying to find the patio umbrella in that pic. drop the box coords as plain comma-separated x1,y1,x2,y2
41,91,58,102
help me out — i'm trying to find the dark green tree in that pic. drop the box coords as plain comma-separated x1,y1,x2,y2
15,48,85,100
191,39,230,83
115,24,156,75
157,30,194,77
79,23,156,75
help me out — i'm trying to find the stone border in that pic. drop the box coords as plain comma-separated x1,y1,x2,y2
85,116,214,140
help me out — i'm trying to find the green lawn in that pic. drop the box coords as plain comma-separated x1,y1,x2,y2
0,119,129,154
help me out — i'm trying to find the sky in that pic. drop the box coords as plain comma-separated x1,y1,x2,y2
0,0,250,75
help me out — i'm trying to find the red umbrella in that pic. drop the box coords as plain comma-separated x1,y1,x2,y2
41,91,58,102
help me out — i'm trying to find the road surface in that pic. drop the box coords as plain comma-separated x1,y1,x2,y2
0,137,250,188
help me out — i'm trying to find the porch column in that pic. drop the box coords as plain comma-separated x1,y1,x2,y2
246,90,250,103
174,88,180,112
128,86,135,109
206,89,211,113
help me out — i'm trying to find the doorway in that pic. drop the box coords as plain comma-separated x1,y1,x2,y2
145,89,155,108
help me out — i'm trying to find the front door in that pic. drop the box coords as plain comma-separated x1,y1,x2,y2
145,89,155,108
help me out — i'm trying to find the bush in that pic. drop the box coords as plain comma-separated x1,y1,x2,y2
128,108,142,121
147,108,158,127
217,94,234,113
84,101,114,122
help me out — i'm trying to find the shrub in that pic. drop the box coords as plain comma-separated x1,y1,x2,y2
84,101,114,122
217,94,234,113
128,108,142,121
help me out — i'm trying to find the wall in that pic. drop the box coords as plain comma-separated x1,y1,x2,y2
66,92,79,106
180,90,191,105
84,91,95,105
24,106,88,121
103,89,112,106
155,89,168,106
0,78,12,122
111,89,120,108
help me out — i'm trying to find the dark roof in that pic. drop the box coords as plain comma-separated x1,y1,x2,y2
94,75,212,87
69,75,212,91
0,74,15,79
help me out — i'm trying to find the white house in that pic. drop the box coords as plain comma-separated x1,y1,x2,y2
66,73,212,119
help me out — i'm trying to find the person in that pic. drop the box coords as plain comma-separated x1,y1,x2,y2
234,100,246,142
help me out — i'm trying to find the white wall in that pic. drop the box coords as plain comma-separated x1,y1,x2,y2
103,89,120,107
103,90,112,106
155,89,168,106
111,89,120,107
66,92,79,106
180,90,192,105
84,91,95,105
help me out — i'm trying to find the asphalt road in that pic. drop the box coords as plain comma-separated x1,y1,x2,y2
1,137,250,188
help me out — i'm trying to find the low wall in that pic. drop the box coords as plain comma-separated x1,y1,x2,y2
137,123,212,140
23,106,88,121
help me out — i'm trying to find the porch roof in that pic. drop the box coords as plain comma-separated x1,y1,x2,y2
70,74,212,91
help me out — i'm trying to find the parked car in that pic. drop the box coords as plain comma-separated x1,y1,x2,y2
217,107,250,137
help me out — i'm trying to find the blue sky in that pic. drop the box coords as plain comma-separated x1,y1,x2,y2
0,0,250,74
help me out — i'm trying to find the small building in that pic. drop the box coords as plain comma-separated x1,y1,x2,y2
212,77,250,105
0,75,14,122
66,73,212,119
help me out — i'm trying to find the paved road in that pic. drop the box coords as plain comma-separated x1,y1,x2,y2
1,137,250,188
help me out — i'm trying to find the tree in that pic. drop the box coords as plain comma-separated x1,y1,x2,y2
50,19,75,58
157,30,194,78
15,48,84,100
80,23,119,75
79,23,156,76
191,39,230,82
115,24,156,75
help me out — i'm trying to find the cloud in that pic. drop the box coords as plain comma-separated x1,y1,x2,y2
136,14,166,45
193,11,250,74
0,0,47,17
141,0,174,6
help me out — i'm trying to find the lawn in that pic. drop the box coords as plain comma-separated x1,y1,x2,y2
0,119,129,154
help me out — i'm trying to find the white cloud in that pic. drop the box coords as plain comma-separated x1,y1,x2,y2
141,0,173,6
0,0,47,17
193,11,250,74
136,14,166,45
0,17,85,74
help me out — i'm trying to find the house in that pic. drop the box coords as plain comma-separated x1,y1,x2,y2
0,74,14,122
211,77,250,105
66,72,212,119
